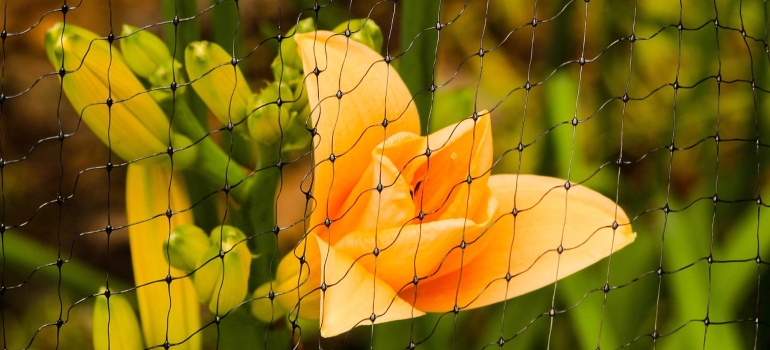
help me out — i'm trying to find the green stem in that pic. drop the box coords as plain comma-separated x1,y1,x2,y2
242,143,281,285
162,0,208,127
161,0,200,56
172,97,251,204
210,0,243,58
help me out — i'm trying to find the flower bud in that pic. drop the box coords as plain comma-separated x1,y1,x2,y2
247,82,293,145
271,18,316,83
147,60,182,88
163,224,210,273
120,25,184,106
332,19,383,53
120,24,173,80
126,164,201,349
185,41,252,127
251,282,287,323
92,288,144,350
193,225,251,314
250,248,319,324
45,22,170,163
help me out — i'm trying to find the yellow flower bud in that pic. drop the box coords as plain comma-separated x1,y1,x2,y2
92,288,144,350
250,282,286,323
332,19,384,53
185,41,252,127
250,244,320,324
193,225,251,314
126,164,201,349
45,23,170,163
163,224,210,273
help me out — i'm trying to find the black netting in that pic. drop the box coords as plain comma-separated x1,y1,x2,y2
0,0,767,349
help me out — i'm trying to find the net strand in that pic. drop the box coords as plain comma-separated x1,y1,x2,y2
2,0,769,348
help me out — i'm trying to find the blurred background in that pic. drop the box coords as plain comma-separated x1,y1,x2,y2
1,0,768,348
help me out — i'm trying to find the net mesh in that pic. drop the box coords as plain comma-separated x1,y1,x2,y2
0,0,768,349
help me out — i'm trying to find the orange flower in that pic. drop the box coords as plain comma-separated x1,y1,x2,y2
253,31,635,337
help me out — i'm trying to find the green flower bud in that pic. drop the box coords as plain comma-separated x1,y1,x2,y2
247,82,294,146
120,24,173,79
270,58,302,89
93,287,144,350
332,19,383,53
147,60,182,88
271,18,316,85
163,224,210,273
193,225,251,314
185,41,252,127
120,25,184,106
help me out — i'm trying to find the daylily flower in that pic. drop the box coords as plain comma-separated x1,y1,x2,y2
253,31,635,338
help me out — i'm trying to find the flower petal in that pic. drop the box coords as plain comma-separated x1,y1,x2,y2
378,113,493,221
330,151,416,239
314,235,424,337
295,31,421,233
401,174,636,312
332,186,496,287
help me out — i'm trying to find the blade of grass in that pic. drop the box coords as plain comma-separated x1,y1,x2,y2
398,0,439,134
2,231,129,298
210,0,242,57
666,199,744,348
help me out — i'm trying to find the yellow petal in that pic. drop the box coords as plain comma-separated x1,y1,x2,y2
126,164,201,349
401,174,636,312
314,235,424,337
295,31,421,232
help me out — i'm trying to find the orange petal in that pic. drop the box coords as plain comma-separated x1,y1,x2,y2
313,235,424,337
330,151,416,240
402,174,636,312
295,31,421,233
378,112,493,221
333,186,496,290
